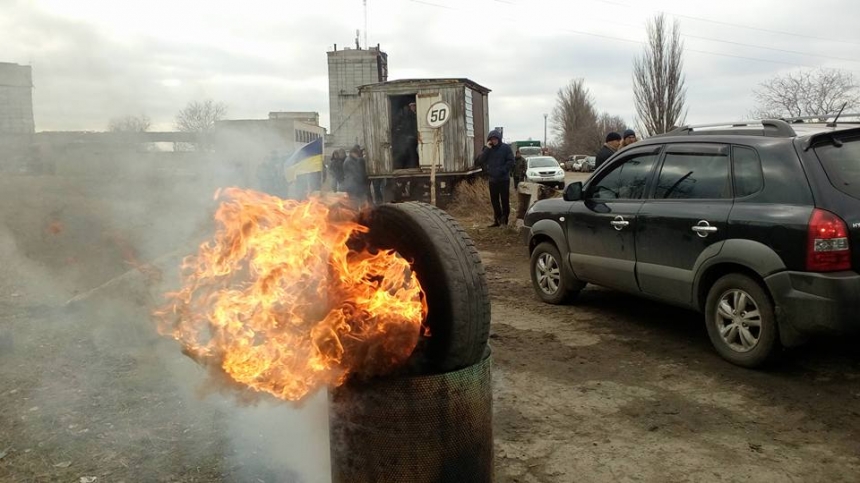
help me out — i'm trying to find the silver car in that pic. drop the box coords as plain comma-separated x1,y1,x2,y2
525,156,565,189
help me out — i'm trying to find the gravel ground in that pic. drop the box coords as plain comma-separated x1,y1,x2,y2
1,172,858,482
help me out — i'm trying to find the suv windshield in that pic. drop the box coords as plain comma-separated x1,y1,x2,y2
528,158,559,168
815,136,860,200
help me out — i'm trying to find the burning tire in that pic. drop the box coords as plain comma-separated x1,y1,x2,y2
361,202,490,373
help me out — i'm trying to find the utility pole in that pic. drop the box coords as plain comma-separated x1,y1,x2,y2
543,113,548,147
363,0,368,49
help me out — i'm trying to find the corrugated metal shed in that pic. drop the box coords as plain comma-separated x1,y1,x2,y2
358,78,491,177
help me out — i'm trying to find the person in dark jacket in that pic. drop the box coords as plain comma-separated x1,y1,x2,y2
595,132,622,169
477,129,515,227
513,149,527,187
393,102,419,169
621,129,637,147
328,149,346,192
342,145,369,207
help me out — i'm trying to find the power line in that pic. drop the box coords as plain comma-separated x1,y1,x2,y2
585,0,860,47
404,0,860,74
681,33,860,65
499,0,860,64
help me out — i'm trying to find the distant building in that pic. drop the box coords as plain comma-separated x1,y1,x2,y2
0,62,35,170
327,45,388,151
214,111,326,188
0,62,35,136
215,111,325,154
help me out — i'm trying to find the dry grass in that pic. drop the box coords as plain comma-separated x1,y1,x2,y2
447,177,493,221
448,177,522,225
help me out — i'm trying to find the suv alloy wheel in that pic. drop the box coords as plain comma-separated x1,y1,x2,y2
704,274,780,368
530,242,580,304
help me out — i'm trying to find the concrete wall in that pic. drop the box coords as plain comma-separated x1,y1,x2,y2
327,48,387,151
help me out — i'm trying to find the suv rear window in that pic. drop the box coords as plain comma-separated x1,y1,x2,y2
732,146,764,197
815,137,860,200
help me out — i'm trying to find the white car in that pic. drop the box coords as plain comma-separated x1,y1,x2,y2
565,154,588,171
525,156,565,189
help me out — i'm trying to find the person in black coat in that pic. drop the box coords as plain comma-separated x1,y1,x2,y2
477,129,515,227
595,132,622,170
393,102,419,169
342,145,369,207
513,149,527,187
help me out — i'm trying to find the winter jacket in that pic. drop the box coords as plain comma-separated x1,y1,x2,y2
329,151,346,184
514,155,527,179
478,131,515,182
341,154,368,198
595,144,617,169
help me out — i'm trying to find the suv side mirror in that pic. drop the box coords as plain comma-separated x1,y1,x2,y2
563,182,583,201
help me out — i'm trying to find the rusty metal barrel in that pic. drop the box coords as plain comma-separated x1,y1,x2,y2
329,351,493,483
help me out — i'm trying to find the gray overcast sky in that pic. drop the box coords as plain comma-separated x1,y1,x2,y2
4,0,860,142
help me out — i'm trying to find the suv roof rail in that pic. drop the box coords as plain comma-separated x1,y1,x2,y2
663,119,797,137
781,113,860,123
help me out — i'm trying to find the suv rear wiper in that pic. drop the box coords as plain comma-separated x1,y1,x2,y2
803,134,843,151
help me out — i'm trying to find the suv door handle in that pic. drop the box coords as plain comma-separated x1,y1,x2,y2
692,220,718,238
610,216,629,231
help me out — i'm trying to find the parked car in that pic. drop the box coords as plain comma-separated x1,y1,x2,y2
525,156,565,189
565,154,587,171
582,156,596,172
522,119,860,368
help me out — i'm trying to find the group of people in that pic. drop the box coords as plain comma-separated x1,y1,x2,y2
327,145,372,206
595,129,637,169
477,128,639,228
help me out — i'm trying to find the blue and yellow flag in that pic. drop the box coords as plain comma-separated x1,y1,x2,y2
284,137,324,183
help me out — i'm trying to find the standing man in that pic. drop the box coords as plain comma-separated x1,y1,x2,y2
328,149,346,192
621,129,637,148
393,102,419,169
342,145,369,207
513,149,527,187
595,132,622,170
477,129,515,227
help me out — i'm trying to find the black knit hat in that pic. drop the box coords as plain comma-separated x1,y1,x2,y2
605,132,622,142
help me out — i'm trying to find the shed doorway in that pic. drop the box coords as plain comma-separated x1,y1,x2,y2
389,94,419,170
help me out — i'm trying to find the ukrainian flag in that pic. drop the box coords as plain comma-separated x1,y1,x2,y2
284,137,324,183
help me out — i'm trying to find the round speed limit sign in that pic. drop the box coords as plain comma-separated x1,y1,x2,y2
426,101,452,129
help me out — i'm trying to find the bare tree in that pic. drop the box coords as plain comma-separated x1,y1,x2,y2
594,113,627,146
175,99,227,133
551,79,599,156
108,115,150,133
633,14,687,136
751,68,860,120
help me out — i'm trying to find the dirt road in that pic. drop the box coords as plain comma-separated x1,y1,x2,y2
471,225,860,482
1,174,859,482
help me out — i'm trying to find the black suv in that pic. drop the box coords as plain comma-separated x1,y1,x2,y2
523,119,860,367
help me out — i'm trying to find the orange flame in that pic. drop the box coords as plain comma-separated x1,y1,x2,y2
156,188,426,402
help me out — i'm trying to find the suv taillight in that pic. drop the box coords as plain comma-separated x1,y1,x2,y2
806,209,851,272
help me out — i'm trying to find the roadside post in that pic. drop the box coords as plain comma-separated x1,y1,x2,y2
425,100,451,206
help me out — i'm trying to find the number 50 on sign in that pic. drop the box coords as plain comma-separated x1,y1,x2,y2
426,101,452,129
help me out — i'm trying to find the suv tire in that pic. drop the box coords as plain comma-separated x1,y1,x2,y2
705,274,779,368
530,242,581,304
